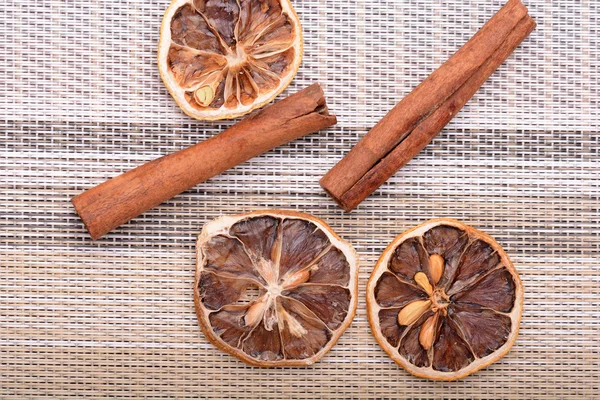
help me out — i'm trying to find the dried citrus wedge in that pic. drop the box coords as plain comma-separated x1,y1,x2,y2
195,210,359,366
367,219,523,381
159,0,303,120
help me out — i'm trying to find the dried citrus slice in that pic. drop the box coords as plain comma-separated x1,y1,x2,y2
159,0,303,120
367,219,523,380
194,210,359,366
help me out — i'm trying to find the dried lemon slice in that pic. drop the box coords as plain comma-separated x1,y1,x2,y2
159,0,303,120
195,210,359,366
367,219,523,381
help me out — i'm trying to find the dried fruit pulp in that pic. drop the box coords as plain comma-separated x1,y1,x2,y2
195,211,358,366
159,0,302,120
367,219,523,381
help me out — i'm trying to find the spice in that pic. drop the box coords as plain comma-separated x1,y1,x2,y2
320,0,535,211
159,0,303,121
72,84,337,240
195,210,359,366
367,219,523,380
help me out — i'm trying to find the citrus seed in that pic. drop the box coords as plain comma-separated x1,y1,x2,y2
397,300,432,326
429,254,445,285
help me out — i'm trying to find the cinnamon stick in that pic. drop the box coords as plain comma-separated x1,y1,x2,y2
72,83,336,240
338,16,536,211
320,0,534,211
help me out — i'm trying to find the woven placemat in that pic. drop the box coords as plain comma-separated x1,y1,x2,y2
1,0,598,398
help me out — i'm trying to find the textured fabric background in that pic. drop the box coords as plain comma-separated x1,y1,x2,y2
1,0,598,398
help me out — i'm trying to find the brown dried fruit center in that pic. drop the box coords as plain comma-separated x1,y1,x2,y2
375,225,517,373
431,287,450,312
168,0,297,110
198,216,352,362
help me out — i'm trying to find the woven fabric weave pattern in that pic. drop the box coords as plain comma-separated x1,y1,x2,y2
1,0,598,398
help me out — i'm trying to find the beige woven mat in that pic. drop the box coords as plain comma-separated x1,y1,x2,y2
1,0,598,398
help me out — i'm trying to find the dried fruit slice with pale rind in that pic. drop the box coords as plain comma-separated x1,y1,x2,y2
367,219,523,381
195,210,358,366
159,0,303,120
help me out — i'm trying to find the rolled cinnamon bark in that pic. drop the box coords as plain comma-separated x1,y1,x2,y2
72,83,336,240
336,16,536,211
320,0,534,211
